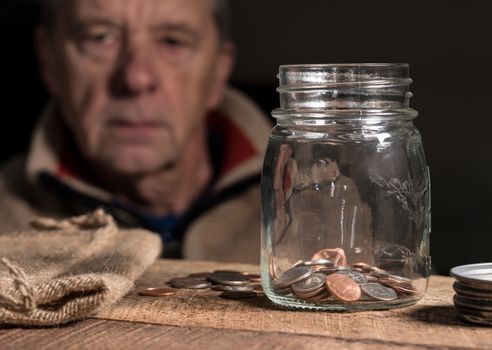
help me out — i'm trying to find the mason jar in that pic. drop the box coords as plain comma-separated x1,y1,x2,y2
260,63,431,311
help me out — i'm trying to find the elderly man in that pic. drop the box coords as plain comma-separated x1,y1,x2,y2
0,0,271,262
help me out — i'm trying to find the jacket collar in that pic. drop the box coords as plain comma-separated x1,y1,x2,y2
26,87,271,201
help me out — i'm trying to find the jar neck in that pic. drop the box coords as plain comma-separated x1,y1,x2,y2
273,64,418,123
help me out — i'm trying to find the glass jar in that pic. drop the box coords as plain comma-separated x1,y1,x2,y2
260,63,431,311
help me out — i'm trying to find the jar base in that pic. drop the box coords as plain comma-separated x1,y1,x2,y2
265,291,421,311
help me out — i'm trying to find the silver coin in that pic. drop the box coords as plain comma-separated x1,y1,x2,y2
450,263,492,286
292,273,326,294
274,266,313,289
207,272,251,286
317,265,353,275
361,282,398,301
170,277,211,289
454,295,492,311
304,259,334,267
212,284,254,292
337,270,368,285
453,281,492,299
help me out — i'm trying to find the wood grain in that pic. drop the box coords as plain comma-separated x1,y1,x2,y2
92,259,492,350
1,259,491,350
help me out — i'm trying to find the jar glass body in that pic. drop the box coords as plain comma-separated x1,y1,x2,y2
260,64,431,311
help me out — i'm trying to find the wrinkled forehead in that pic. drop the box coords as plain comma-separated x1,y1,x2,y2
57,0,216,29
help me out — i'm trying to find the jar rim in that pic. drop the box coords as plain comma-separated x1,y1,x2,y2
279,63,409,69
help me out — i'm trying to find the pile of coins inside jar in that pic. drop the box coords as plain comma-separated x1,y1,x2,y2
270,248,418,303
139,270,263,300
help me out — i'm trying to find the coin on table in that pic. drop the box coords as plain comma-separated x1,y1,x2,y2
325,273,361,302
242,273,261,283
220,291,257,299
336,270,368,285
170,277,211,289
252,284,264,293
207,272,251,286
214,269,242,274
361,282,398,301
188,272,210,278
273,266,314,289
212,284,254,292
292,272,326,294
453,281,492,299
139,288,177,297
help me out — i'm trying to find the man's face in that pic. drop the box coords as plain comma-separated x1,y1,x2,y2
39,0,233,175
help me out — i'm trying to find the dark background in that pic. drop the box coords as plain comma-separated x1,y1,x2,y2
1,0,491,274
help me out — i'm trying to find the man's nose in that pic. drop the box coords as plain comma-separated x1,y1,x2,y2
110,48,158,97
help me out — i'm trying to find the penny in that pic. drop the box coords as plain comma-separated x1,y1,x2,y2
292,273,326,294
370,266,391,278
207,272,251,286
242,273,261,283
273,266,314,289
361,282,398,301
336,270,368,285
325,273,361,301
220,291,257,299
252,284,264,293
311,248,347,266
170,277,211,289
138,288,177,297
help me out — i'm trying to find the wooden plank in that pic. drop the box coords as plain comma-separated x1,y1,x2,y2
94,259,492,350
0,318,482,350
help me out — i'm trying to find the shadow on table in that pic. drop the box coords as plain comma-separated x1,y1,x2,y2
406,305,473,327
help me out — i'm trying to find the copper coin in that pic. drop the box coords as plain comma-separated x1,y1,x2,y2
220,291,257,299
325,273,361,302
379,277,417,294
252,284,264,293
139,288,177,297
311,248,347,266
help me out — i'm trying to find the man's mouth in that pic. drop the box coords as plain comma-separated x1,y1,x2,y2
106,119,167,140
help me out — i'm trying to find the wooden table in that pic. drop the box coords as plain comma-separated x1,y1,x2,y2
1,259,491,350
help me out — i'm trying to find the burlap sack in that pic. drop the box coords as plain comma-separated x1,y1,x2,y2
0,209,162,326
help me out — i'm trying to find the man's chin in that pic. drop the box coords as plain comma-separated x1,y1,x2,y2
99,150,177,177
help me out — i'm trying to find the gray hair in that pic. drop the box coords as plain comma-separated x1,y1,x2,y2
40,0,232,42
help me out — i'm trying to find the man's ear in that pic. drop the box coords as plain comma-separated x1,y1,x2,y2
35,26,60,97
207,41,236,110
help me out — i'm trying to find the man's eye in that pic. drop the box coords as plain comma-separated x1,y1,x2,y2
85,33,116,44
160,36,190,48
